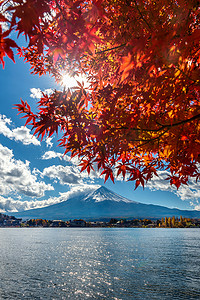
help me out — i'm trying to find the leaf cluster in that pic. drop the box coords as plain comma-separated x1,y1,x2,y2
1,0,200,188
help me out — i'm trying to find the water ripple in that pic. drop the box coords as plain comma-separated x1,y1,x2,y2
0,228,200,299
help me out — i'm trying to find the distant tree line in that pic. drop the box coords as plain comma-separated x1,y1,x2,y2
1,213,200,228
158,216,200,228
0,213,21,226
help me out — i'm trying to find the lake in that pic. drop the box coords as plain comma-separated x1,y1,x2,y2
0,228,200,299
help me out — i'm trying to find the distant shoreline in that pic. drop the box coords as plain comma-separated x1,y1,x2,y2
1,212,200,228
1,226,200,229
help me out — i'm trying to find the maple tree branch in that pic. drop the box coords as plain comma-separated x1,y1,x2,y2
80,44,127,60
134,129,169,148
133,0,151,30
175,63,200,84
95,44,126,54
110,113,200,134
112,126,160,132
193,47,200,58
157,113,200,128
54,0,67,22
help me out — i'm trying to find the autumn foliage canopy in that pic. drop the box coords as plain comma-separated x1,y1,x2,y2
0,0,200,189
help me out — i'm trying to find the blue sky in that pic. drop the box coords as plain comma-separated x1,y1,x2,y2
0,53,200,213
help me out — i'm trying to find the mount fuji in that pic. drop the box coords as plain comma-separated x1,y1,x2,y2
12,186,200,220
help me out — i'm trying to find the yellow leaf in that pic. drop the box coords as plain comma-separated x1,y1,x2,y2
182,87,186,93
174,70,180,77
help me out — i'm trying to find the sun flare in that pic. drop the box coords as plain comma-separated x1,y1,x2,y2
61,74,89,89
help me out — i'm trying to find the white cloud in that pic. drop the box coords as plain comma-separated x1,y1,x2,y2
147,171,174,192
42,150,66,161
30,88,53,99
45,137,53,148
42,150,79,164
194,204,200,211
0,195,61,213
0,184,100,212
0,144,53,198
42,165,89,185
42,151,100,179
147,170,200,207
176,180,200,201
0,114,40,145
12,127,40,145
57,184,100,201
42,149,101,185
0,7,11,32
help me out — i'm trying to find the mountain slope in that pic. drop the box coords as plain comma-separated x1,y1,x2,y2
12,186,200,220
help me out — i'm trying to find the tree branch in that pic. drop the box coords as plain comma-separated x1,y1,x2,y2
133,0,151,30
95,44,126,54
54,0,67,22
110,113,200,133
157,113,200,128
135,129,169,149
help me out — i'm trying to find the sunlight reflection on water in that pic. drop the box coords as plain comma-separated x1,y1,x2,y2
0,228,200,299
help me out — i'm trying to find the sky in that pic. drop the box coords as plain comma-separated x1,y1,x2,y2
0,51,200,213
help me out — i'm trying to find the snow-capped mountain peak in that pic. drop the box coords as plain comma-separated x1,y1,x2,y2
84,186,136,203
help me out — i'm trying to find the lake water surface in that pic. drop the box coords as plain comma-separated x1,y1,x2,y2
0,228,200,299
